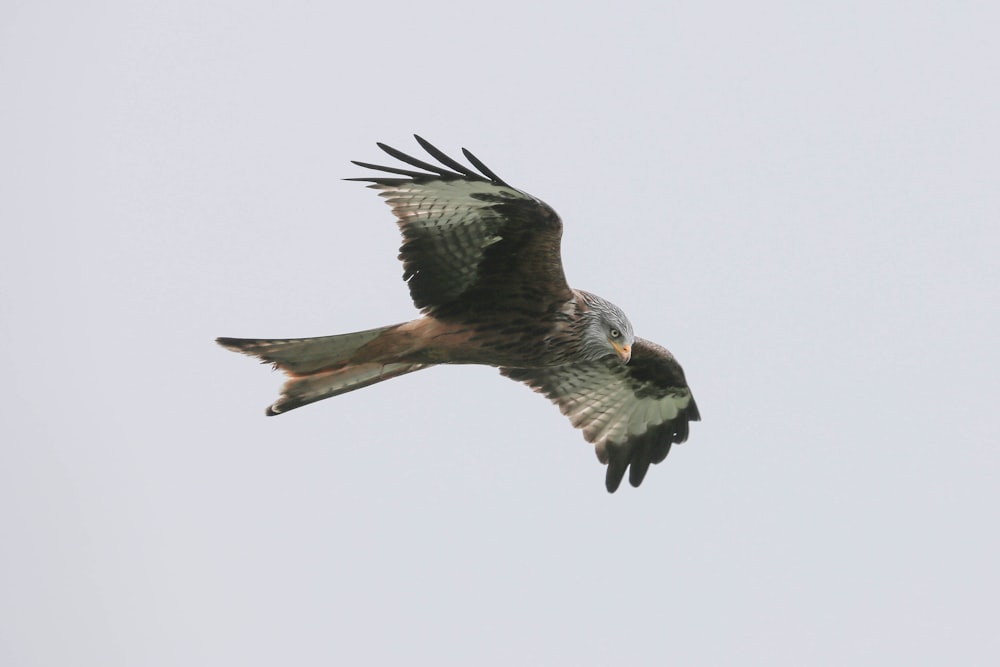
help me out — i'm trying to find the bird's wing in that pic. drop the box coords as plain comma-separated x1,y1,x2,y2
501,337,700,493
349,136,573,318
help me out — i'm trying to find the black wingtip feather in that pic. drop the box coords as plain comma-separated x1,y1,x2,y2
605,449,630,493
605,469,624,493
413,135,481,179
628,451,653,488
347,160,433,180
462,147,508,186
650,441,672,465
349,137,509,185
376,141,454,176
688,397,702,422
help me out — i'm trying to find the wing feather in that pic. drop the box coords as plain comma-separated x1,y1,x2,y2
501,337,700,493
349,136,571,317
414,135,489,180
373,140,457,177
461,147,507,184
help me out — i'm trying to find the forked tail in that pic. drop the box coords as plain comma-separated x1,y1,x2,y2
217,324,428,414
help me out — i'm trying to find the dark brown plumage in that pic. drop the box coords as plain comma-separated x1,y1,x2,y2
217,136,699,492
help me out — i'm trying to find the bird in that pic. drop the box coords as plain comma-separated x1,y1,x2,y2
217,136,700,492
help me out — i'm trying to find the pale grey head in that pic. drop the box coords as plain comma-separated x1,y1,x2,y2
576,290,635,363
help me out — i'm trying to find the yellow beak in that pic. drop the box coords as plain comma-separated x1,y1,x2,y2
611,340,632,363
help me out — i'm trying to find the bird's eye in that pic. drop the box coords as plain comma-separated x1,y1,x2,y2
610,328,621,339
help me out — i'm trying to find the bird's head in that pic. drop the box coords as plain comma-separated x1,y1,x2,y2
578,291,635,363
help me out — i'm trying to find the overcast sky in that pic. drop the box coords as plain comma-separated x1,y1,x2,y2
3,1,998,665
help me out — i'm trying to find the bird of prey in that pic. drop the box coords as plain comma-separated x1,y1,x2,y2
217,136,699,492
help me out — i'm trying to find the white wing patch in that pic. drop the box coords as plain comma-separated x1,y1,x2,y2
376,180,525,226
626,394,682,436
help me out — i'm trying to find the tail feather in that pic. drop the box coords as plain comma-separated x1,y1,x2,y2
216,323,429,414
267,361,427,415
217,324,403,374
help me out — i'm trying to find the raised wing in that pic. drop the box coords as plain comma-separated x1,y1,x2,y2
349,136,572,318
501,338,700,492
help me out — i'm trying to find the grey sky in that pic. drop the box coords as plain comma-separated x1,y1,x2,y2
2,1,998,665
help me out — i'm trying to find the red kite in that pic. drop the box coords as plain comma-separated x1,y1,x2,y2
218,137,700,492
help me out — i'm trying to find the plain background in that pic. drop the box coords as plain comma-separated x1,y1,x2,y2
3,1,998,665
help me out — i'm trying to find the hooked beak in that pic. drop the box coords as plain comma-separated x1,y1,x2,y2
611,340,632,363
